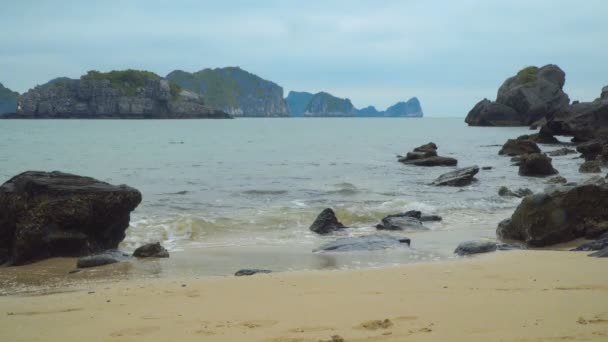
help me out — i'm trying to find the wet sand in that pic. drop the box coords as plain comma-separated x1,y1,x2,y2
1,250,607,341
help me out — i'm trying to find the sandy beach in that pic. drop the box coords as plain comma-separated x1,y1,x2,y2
1,250,606,342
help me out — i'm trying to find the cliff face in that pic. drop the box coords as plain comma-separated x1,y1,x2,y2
166,67,289,117
9,70,230,119
0,82,19,114
285,91,314,117
304,92,356,117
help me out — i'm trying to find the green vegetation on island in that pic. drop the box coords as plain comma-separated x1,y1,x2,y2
517,66,539,84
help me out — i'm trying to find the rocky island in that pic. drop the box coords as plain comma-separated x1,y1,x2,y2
166,67,289,117
286,90,423,117
3,70,231,119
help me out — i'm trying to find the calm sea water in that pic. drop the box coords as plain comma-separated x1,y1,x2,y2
0,118,587,279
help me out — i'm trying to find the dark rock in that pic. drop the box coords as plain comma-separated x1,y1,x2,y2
542,88,608,142
420,215,442,222
399,156,458,167
431,166,479,186
234,269,272,276
133,242,170,258
548,148,577,157
0,171,142,265
465,65,570,126
518,153,558,177
481,166,493,170
546,176,568,184
572,237,608,251
579,160,602,173
518,133,560,145
576,139,607,161
413,142,437,153
498,186,533,198
454,240,497,256
497,182,608,246
499,139,540,156
313,235,411,252
309,208,346,235
77,250,130,268
464,99,522,126
402,150,437,161
376,215,426,231
589,247,608,257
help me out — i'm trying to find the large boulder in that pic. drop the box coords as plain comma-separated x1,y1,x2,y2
0,171,142,265
431,166,479,186
465,65,570,126
309,208,346,235
313,234,411,252
576,139,608,161
499,139,540,156
518,153,558,177
542,87,608,142
497,183,608,246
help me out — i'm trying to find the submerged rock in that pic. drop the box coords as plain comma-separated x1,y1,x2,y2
77,250,130,268
546,176,568,184
376,215,426,231
498,186,533,198
518,153,558,177
235,269,272,276
420,215,443,222
309,208,346,235
548,147,577,157
589,248,608,257
499,139,540,156
579,160,602,173
572,236,608,252
0,171,142,265
454,240,498,256
431,166,479,186
497,182,608,246
313,235,411,253
133,242,170,258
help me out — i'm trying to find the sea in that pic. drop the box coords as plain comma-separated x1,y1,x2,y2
0,118,587,291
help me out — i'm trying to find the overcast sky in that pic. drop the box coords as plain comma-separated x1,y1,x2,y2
1,0,606,116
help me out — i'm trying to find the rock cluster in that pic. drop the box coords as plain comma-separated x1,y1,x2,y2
398,142,457,166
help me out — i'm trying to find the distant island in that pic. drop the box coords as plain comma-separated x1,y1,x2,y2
0,66,423,118
286,91,422,117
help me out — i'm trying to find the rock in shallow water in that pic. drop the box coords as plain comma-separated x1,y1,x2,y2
498,186,533,198
497,182,608,246
518,153,558,177
313,235,411,252
579,160,602,173
309,208,346,235
376,213,426,231
133,242,170,258
499,139,540,156
588,247,608,258
235,269,272,276
77,250,130,268
431,166,479,186
454,240,498,256
0,171,142,266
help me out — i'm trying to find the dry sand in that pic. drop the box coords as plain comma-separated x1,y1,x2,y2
1,250,607,341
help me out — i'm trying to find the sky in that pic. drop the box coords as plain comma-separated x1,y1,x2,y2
1,0,606,117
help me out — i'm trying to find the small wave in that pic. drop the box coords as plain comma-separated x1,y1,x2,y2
242,189,289,196
326,182,360,196
161,190,189,195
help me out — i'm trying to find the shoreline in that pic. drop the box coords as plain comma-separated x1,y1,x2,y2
1,250,607,341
